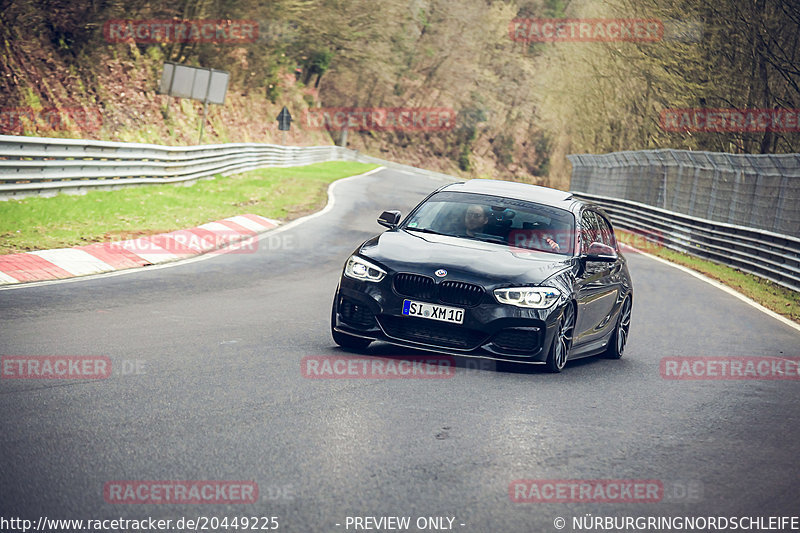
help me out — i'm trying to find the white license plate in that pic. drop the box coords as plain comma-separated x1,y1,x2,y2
402,299,464,324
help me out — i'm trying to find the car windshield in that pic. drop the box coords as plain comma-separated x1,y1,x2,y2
402,191,575,255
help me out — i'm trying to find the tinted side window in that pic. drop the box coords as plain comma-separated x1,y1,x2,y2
580,211,600,254
593,212,617,249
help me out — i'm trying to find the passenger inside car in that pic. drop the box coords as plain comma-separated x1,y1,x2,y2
511,220,563,252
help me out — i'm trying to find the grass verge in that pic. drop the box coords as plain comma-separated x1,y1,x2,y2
0,161,379,254
617,229,799,324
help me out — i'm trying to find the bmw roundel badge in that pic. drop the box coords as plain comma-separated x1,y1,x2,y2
435,269,447,277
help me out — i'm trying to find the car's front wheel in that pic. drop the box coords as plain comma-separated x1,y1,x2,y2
330,299,372,350
545,303,575,373
604,296,632,359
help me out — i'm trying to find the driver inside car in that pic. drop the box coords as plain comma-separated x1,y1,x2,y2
464,204,489,237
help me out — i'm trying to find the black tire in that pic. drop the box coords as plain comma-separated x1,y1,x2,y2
545,303,575,373
330,300,372,350
604,296,632,359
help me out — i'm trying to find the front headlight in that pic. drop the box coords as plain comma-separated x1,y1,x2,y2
344,255,387,282
494,286,561,308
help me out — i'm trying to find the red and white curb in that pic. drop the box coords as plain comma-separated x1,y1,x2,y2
0,214,279,285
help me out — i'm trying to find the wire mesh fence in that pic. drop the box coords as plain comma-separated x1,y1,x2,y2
568,149,800,292
568,149,800,238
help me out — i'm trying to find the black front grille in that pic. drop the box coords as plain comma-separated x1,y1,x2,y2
379,315,487,350
393,274,485,307
439,280,484,307
491,328,542,353
338,297,376,328
393,273,436,300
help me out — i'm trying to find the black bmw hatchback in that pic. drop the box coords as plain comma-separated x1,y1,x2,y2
331,179,633,372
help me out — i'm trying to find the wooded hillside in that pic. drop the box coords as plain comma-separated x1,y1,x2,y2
1,0,798,188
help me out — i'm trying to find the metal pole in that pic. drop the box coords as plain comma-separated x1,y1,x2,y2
662,156,668,210
164,63,177,120
198,69,214,145
198,68,214,144
199,100,208,144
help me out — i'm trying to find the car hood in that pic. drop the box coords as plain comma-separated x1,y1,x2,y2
359,229,572,286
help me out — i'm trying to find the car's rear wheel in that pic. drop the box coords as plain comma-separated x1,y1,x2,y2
546,303,575,373
331,299,372,350
604,296,632,359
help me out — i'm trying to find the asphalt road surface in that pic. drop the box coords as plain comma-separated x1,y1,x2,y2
1,168,799,533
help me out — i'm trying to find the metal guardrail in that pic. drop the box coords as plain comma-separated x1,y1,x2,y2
0,135,355,198
573,191,800,293
3,135,796,291
0,134,461,199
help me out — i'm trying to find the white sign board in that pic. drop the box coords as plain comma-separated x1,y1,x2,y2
159,62,229,105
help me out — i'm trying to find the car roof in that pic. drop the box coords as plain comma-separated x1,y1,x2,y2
442,179,576,208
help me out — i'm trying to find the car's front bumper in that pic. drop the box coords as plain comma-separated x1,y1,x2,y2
332,276,563,364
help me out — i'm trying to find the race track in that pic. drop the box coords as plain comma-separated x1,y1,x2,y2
1,168,799,532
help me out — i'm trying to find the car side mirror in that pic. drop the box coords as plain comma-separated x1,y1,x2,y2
377,210,402,229
583,242,617,262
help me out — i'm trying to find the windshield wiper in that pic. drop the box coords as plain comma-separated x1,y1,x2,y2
404,227,450,237
406,227,508,246
463,234,508,245
479,235,508,245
